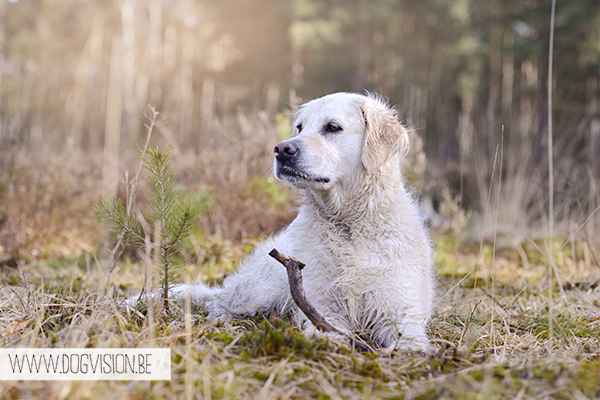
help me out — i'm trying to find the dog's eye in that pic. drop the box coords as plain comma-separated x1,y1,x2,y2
325,122,342,133
296,123,302,133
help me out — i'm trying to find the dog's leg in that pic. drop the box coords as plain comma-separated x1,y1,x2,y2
200,236,294,320
125,235,292,318
203,263,291,320
378,312,432,352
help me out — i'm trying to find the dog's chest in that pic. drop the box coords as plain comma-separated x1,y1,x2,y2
291,214,400,276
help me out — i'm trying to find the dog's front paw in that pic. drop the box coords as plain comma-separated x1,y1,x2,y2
206,309,233,323
387,337,434,354
302,322,351,345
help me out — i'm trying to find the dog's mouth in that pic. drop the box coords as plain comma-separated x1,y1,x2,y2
276,165,330,184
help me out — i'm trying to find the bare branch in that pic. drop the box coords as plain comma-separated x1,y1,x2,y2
269,248,374,353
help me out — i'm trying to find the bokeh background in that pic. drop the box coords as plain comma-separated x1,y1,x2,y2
1,0,599,265
1,4,600,399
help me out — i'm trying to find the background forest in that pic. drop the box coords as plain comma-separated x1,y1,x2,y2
0,0,600,399
2,0,600,248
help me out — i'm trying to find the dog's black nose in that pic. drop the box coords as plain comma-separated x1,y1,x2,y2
274,141,298,162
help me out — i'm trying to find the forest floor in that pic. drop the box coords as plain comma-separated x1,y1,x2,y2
0,152,599,399
0,232,599,399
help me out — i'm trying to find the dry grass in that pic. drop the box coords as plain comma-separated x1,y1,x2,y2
0,231,599,399
1,152,599,399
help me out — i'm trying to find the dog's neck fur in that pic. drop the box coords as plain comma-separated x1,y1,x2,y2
302,160,405,229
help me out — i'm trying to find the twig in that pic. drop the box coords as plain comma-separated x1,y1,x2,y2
105,105,160,292
268,249,374,353
456,299,481,350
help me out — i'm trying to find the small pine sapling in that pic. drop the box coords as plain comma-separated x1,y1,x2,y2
95,146,201,313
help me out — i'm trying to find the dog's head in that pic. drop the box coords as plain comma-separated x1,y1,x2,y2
274,92,409,190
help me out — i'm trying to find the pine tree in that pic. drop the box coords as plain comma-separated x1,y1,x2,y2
95,146,201,313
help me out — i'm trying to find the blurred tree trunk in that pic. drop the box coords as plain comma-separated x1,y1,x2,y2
534,56,547,161
501,41,514,119
65,36,91,152
458,92,474,168
121,0,138,149
136,0,162,136
588,76,599,162
29,2,52,148
588,75,599,232
179,2,196,147
353,0,368,91
0,0,5,143
86,7,105,151
103,35,123,197
200,77,215,141
487,24,502,158
163,22,177,126
519,60,537,159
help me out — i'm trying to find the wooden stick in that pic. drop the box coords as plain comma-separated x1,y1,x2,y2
268,248,374,353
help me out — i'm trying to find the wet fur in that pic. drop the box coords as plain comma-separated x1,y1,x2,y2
143,92,435,351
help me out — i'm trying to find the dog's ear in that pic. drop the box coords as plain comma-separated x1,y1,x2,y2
360,96,410,174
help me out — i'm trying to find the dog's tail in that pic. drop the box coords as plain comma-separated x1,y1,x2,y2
170,282,221,302
125,282,220,307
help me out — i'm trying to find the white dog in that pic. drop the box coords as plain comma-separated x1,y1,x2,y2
151,92,435,351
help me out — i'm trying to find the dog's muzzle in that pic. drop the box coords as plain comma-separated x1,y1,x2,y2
274,140,298,164
274,140,330,184
274,140,305,181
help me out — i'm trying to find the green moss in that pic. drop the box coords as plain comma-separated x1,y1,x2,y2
6,272,21,286
351,355,384,379
492,365,507,379
577,360,600,397
204,329,236,345
532,314,600,340
173,353,183,365
254,370,270,381
239,319,330,361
